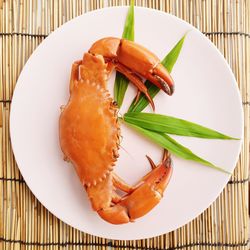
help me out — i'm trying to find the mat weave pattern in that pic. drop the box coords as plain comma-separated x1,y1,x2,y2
0,0,249,249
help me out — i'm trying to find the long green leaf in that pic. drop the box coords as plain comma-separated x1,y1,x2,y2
124,112,238,140
128,33,187,113
121,1,135,40
114,1,134,107
124,121,230,174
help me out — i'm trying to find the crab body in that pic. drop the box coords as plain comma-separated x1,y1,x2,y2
59,38,173,224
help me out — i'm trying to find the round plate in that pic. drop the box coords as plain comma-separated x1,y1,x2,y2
10,7,243,240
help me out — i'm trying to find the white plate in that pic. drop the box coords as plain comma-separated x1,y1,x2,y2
10,7,243,240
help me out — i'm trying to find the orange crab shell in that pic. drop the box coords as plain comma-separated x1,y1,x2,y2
59,79,120,187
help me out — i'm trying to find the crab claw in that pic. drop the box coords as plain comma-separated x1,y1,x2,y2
97,150,173,224
144,149,172,193
89,37,175,110
116,39,174,96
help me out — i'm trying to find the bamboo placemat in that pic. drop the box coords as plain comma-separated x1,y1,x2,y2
0,0,249,249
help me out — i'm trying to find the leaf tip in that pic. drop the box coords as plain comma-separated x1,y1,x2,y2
222,169,232,175
230,137,241,140
210,164,232,175
219,135,241,140
183,30,192,37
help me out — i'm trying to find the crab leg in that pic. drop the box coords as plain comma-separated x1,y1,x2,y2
134,89,141,104
116,63,155,110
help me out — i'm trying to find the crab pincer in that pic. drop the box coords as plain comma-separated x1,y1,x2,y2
89,37,174,110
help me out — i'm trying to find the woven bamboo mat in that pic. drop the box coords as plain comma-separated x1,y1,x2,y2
0,0,249,249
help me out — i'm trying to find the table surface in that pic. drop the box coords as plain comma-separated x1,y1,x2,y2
0,0,249,249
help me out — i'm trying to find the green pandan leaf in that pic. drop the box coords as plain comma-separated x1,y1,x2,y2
124,112,238,140
123,121,231,174
114,0,134,107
